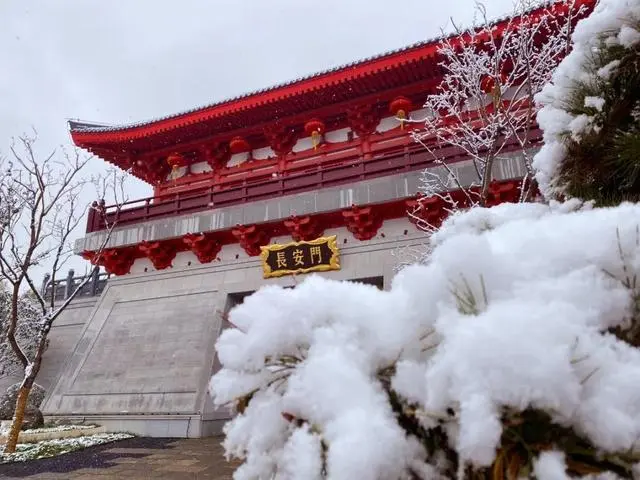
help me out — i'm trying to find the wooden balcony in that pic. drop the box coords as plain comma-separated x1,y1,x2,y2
87,127,541,234
88,144,432,233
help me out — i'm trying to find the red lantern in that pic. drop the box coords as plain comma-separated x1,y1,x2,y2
389,96,413,129
166,153,187,181
480,75,496,94
166,153,186,169
304,119,325,150
480,73,507,109
229,136,251,154
481,72,508,93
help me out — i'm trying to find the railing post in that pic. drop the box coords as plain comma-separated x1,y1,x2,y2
65,269,75,300
98,199,106,230
87,205,96,233
90,268,100,296
41,273,51,299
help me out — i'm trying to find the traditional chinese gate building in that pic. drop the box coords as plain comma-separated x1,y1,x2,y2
42,1,589,437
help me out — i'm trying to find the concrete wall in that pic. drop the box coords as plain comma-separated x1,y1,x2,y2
44,219,425,437
0,298,96,399
39,298,98,392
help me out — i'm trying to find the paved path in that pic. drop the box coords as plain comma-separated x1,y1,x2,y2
0,436,239,479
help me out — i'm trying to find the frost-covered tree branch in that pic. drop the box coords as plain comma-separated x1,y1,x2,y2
410,0,586,231
0,132,127,453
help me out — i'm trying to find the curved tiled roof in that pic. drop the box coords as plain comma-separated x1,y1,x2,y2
68,0,593,149
68,38,444,135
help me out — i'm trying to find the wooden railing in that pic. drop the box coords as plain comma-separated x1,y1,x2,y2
87,144,437,233
86,127,542,234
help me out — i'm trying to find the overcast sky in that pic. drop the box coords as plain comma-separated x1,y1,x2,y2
0,0,516,278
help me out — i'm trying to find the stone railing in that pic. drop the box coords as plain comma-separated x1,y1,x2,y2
42,269,110,303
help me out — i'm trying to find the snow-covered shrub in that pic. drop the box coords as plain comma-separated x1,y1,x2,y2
534,0,640,204
0,383,46,420
0,289,43,379
210,1,640,478
211,200,640,479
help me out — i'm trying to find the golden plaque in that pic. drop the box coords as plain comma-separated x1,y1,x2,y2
260,235,340,279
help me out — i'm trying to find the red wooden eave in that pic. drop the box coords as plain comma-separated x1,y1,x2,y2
69,0,594,184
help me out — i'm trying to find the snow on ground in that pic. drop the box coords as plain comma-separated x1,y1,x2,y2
210,200,640,478
0,433,134,463
13,424,98,435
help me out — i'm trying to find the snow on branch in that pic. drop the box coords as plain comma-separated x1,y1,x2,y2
533,0,640,203
411,0,587,228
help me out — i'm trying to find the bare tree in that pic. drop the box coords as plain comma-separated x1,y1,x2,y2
409,0,587,231
0,132,125,453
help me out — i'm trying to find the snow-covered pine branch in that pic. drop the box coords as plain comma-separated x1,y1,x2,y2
411,0,587,231
208,1,640,478
210,200,640,480
212,195,640,479
533,0,640,204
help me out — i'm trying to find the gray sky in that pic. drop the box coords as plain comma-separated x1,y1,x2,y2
0,0,515,277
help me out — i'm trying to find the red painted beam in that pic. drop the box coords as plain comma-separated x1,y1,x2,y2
83,178,526,276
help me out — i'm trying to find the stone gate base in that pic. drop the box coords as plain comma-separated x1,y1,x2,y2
44,414,227,438
43,221,425,437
